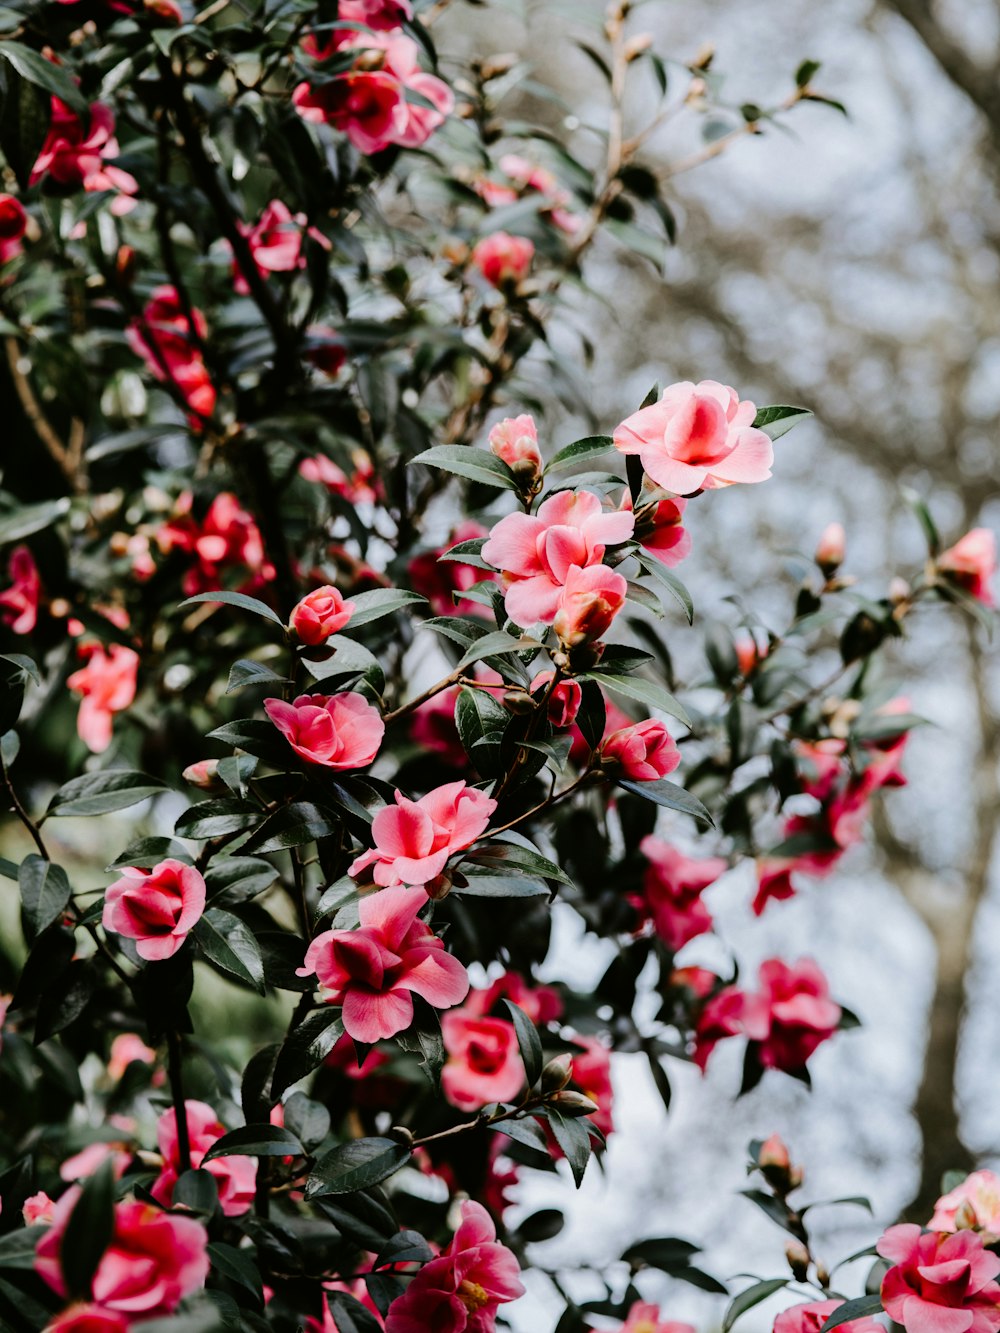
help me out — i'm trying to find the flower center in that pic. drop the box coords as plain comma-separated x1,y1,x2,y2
457,1279,490,1312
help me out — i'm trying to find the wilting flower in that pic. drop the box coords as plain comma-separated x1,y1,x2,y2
265,692,384,769
878,1224,1000,1333
471,232,535,288
350,781,497,888
152,1101,256,1217
613,379,773,493
600,719,681,781
298,886,469,1042
442,1010,524,1111
0,545,40,633
103,859,206,961
67,643,139,753
937,528,997,607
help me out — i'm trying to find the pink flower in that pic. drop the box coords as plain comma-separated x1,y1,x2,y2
350,781,497,888
472,233,535,288
633,838,728,953
774,1301,883,1333
488,415,542,477
36,1191,209,1316
482,489,633,625
815,522,846,575
937,528,997,607
300,450,379,503
692,983,754,1071
152,1101,256,1217
297,886,470,1042
290,586,356,646
553,564,628,647
108,1033,157,1081
752,859,798,916
442,1010,524,1110
600,719,680,781
0,544,40,633
569,1035,614,1137
125,287,216,423
0,195,27,265
102,859,206,962
735,632,768,677
43,1305,129,1333
181,759,221,791
30,99,138,211
931,1172,1000,1240
530,672,582,728
409,522,490,618
753,958,841,1072
624,492,692,566
158,490,273,593
878,1224,1000,1333
384,1200,524,1332
233,199,328,293
60,1139,132,1184
66,643,139,753
622,1303,696,1333
264,692,384,769
464,971,563,1025
23,1192,56,1225
613,379,773,494
338,0,412,28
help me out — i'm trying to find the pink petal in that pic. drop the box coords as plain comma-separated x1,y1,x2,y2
342,986,414,1042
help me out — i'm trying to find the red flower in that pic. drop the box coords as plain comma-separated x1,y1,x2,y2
441,1010,524,1111
125,287,216,424
878,1224,1000,1333
600,718,681,781
290,585,356,646
102,858,206,962
633,838,728,953
0,195,27,265
30,98,137,212
0,544,40,633
753,957,841,1072
152,1101,256,1217
265,692,384,769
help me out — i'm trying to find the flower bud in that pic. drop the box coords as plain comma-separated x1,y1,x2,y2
115,245,137,287
548,1089,599,1115
815,522,846,577
540,1053,574,1093
955,1199,980,1232
489,414,543,480
290,585,355,647
624,33,654,60
757,1133,804,1196
181,759,222,791
888,576,911,606
785,1241,810,1282
553,565,627,649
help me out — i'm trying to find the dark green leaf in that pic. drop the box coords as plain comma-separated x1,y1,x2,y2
47,770,168,817
502,999,542,1085
409,445,518,491
750,405,812,441
193,909,266,994
454,686,509,777
206,1242,262,1304
454,631,542,672
179,590,284,626
241,802,340,854
0,42,87,116
722,1279,789,1333
271,1009,345,1099
639,554,695,623
795,59,821,87
226,660,288,694
818,1296,883,1333
174,799,259,840
306,1137,411,1198
546,1108,591,1187
18,855,70,935
616,779,713,826
584,673,691,726
346,588,428,627
60,1158,115,1299
545,436,615,475
201,1123,303,1162
0,497,70,546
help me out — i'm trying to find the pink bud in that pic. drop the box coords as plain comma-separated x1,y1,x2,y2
290,585,355,647
553,564,627,648
181,759,221,790
814,522,846,575
471,231,534,288
488,414,542,478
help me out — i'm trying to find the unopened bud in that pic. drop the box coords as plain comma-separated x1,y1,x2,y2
425,872,453,901
182,759,222,791
814,1260,830,1288
541,1053,574,1094
757,1133,790,1171
691,43,714,70
624,33,654,61
115,245,136,286
785,1241,810,1282
389,1125,414,1145
815,522,846,577
548,1089,599,1116
888,576,911,606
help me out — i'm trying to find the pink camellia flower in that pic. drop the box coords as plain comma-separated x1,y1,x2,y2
125,287,216,423
442,1010,525,1111
181,759,222,791
264,692,384,769
482,489,633,626
66,643,139,753
22,1192,55,1225
621,1303,696,1333
931,1171,1000,1240
297,886,470,1042
692,983,754,1071
0,195,27,265
569,1035,614,1137
60,1119,134,1182
937,528,997,607
794,738,848,800
290,586,356,646
735,632,768,677
102,859,206,962
36,1190,209,1316
152,1101,256,1217
411,687,467,769
774,1300,883,1333
158,490,273,594
384,1199,524,1332
338,0,412,28
622,491,692,566
530,671,582,728
553,564,628,648
300,450,380,504
569,697,633,766
600,719,681,782
233,199,328,293
632,838,728,953
488,414,543,477
107,1032,158,1081
0,544,41,633
465,971,563,1026
30,98,138,211
815,522,846,575
613,379,773,494
752,859,798,916
350,781,497,888
409,521,491,618
43,1305,130,1333
471,232,535,288
753,958,841,1072
878,1223,1000,1333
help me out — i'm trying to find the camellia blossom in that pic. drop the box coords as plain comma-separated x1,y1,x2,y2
103,858,206,962
633,838,728,953
107,1032,158,1081
530,671,582,728
384,1199,524,1332
300,449,379,503
290,586,356,646
752,957,842,1072
441,1010,525,1111
125,287,216,423
623,491,692,566
471,231,535,288
600,718,681,781
930,1171,1000,1240
303,326,349,380
0,544,40,633
621,1303,696,1333
264,692,384,769
774,1300,883,1333
553,563,628,647
233,199,327,293
464,970,563,1026
157,490,273,594
297,886,469,1042
569,1035,615,1138
613,379,773,494
411,687,467,768
488,414,543,477
409,521,490,618
0,195,27,266
814,521,846,575
482,488,633,625
937,528,997,607
43,1305,129,1333
66,643,139,753
152,1102,256,1217
877,1223,1000,1333
30,98,138,212
36,1190,209,1316
350,781,497,888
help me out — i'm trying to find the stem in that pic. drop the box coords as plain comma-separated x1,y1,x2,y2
166,1029,193,1173
0,747,47,859
410,1097,541,1149
382,666,466,725
486,773,590,836
4,336,86,494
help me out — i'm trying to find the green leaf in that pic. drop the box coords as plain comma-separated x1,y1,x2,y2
272,1010,345,1100
241,802,340,854
206,1242,262,1304
0,43,87,116
60,1158,115,1299
201,1123,303,1162
47,770,167,817
584,673,691,727
453,874,550,897
409,445,519,491
0,653,41,686
454,631,542,673
346,588,428,627
0,68,51,191
750,405,812,441
818,1296,883,1333
638,554,695,624
174,798,259,840
18,855,71,936
722,1279,790,1333
503,999,541,1085
454,686,509,778
437,537,492,571
546,1108,592,1187
179,590,284,626
461,841,572,884
616,779,713,826
621,1236,701,1270
795,58,821,87
903,488,940,558
226,660,288,694
306,1137,411,1198
205,857,278,904
0,497,70,545
282,1091,332,1150
0,1226,46,1270
193,909,266,995
545,436,615,475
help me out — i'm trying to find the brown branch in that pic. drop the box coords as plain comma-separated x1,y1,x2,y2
5,337,86,494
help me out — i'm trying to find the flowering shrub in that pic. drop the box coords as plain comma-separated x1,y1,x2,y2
0,2,995,1333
